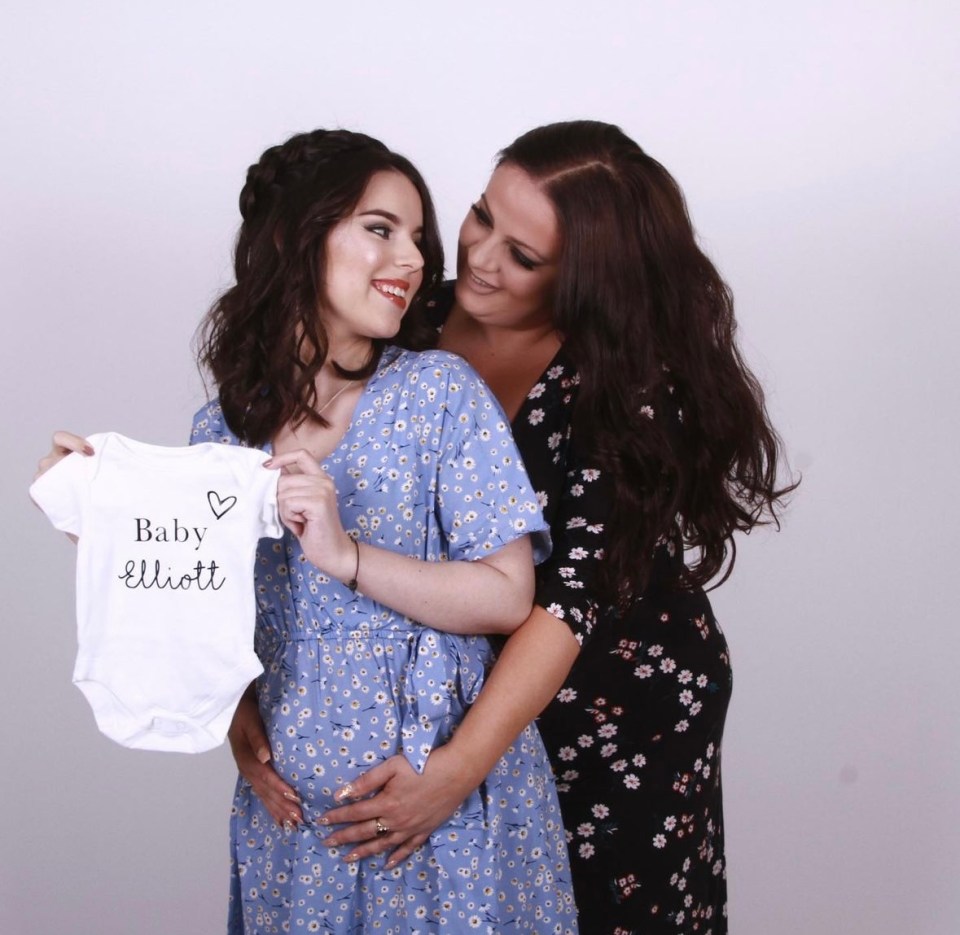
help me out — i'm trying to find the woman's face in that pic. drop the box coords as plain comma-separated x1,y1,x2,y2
321,170,425,346
455,163,560,330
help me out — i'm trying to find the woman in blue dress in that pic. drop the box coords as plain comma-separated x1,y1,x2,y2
42,129,577,934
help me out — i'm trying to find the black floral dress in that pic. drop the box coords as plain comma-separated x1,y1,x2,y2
429,289,732,934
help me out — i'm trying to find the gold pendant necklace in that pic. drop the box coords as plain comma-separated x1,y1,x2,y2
317,380,353,415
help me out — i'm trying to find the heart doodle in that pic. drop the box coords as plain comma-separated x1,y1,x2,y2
207,490,238,520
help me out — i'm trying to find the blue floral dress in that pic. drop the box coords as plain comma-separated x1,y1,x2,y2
191,347,578,935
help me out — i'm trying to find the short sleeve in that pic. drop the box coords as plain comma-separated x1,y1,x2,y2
534,440,613,648
189,400,236,446
29,442,98,538
429,356,550,563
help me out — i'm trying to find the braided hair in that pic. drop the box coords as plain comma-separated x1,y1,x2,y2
197,129,443,446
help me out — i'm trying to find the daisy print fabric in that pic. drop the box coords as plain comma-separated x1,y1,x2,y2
430,284,731,932
191,347,577,935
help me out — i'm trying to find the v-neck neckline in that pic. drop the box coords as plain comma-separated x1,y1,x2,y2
266,348,399,462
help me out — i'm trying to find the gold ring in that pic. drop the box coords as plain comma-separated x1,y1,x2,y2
374,817,390,836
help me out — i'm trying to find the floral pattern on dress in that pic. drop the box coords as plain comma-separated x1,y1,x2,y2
192,346,577,935
518,363,731,935
430,284,731,935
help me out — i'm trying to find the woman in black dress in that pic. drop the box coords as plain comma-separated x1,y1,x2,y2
233,120,794,933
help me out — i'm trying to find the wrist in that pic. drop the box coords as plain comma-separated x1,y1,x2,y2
337,536,360,590
342,536,360,591
311,533,359,585
428,739,487,792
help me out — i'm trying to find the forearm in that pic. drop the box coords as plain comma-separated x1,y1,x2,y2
439,604,580,787
347,536,535,635
271,450,537,635
318,604,580,861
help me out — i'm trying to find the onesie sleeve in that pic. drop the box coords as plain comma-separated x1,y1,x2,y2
28,440,99,538
251,455,283,540
190,401,282,539
534,438,613,648
429,355,551,563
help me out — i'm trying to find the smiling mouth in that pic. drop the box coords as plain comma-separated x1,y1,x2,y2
373,279,410,309
468,269,496,291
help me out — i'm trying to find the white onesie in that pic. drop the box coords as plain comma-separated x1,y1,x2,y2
30,432,282,752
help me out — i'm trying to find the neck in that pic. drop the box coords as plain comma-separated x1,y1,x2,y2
448,304,558,353
441,303,562,422
322,333,376,375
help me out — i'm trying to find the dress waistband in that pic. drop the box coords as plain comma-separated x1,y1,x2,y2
256,605,421,642
264,626,422,643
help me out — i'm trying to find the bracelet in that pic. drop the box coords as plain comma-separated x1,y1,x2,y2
346,537,360,591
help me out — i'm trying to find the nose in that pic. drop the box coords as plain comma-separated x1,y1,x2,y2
396,235,424,273
467,229,497,273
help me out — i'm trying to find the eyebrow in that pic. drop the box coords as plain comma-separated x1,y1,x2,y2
359,209,423,234
479,193,550,263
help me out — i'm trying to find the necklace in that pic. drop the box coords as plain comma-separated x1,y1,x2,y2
317,380,354,415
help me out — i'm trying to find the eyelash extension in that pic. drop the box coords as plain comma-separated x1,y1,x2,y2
510,248,537,271
470,203,492,227
472,203,538,271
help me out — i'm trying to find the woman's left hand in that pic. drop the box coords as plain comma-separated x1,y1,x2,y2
318,747,475,868
266,449,355,580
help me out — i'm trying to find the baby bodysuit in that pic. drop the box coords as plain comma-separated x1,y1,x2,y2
30,432,283,752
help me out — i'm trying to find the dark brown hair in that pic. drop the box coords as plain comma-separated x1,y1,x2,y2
197,128,443,446
500,120,796,596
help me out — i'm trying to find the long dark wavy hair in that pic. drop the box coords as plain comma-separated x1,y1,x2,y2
499,121,796,597
197,129,443,446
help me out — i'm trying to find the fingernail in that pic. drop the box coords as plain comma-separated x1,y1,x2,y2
344,852,359,862
385,860,397,870
256,747,271,765
289,810,300,823
283,820,294,833
317,815,329,826
282,791,301,803
263,458,273,468
334,783,354,803
83,445,95,456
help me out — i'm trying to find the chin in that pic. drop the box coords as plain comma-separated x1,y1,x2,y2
454,277,489,314
375,320,405,341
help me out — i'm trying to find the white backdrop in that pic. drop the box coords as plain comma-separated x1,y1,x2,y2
2,2,957,933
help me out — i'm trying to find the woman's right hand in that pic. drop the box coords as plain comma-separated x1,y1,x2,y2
35,431,94,479
318,745,477,867
228,689,303,830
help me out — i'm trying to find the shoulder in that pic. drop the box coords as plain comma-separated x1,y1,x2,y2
382,348,509,439
189,399,239,445
383,346,490,395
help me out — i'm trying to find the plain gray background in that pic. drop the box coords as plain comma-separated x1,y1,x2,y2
3,2,958,932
